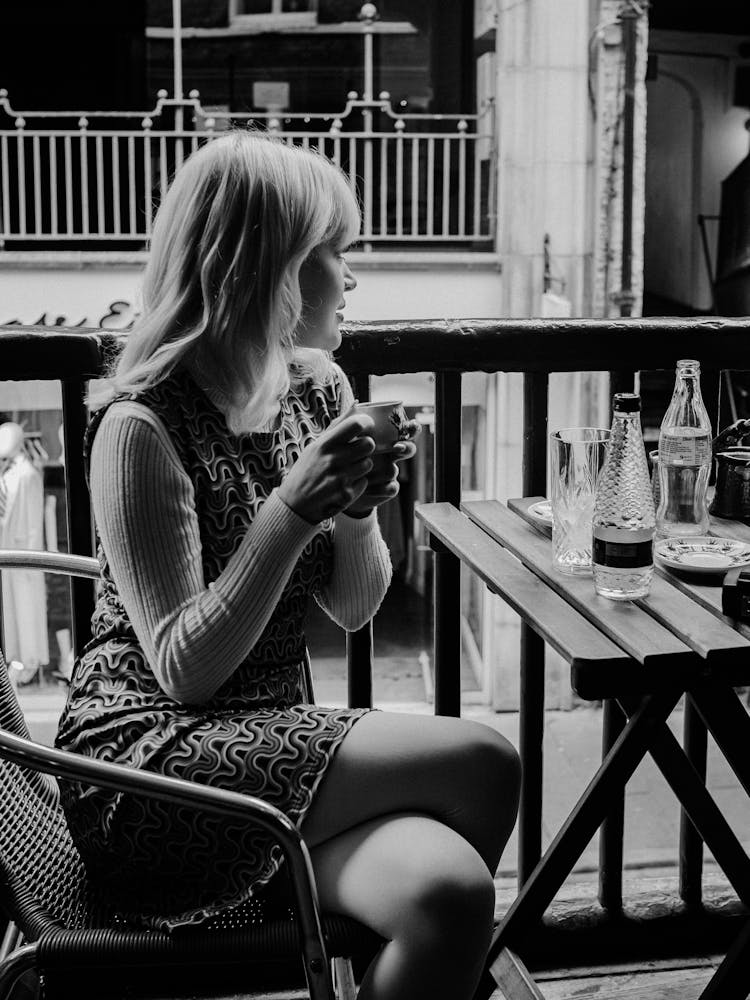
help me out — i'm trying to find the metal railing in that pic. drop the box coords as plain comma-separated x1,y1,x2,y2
0,90,495,248
3,316,750,969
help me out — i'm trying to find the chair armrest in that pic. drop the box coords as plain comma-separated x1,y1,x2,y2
0,728,298,840
0,729,327,967
0,550,99,580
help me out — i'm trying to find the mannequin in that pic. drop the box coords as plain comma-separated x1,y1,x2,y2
0,423,49,684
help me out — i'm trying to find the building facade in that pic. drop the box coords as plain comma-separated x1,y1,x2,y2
1,0,748,704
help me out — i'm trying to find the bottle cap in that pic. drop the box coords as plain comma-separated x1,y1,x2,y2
676,359,701,375
613,392,641,412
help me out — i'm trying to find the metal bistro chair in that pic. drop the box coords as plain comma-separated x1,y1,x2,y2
0,550,381,1000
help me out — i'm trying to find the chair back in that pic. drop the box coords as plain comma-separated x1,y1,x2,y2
0,657,107,941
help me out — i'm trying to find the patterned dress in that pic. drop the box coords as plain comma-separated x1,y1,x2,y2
56,366,371,930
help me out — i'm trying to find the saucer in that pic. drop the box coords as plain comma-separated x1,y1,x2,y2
527,500,553,526
654,536,750,577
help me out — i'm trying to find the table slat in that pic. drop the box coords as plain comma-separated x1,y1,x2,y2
508,497,750,676
464,500,703,699
654,567,750,642
415,503,631,674
468,499,694,669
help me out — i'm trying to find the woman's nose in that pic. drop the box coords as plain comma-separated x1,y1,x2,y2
343,261,357,292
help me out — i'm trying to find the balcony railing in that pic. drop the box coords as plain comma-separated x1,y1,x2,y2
0,91,495,248
3,316,750,970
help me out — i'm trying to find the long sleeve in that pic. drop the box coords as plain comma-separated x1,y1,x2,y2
90,402,319,705
317,509,392,630
314,365,393,630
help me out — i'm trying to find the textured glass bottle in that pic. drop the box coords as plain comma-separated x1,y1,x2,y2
656,359,712,538
593,393,656,600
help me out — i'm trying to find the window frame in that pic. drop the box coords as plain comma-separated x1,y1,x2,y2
229,0,319,30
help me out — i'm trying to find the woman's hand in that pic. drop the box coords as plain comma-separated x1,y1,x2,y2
344,420,420,519
279,411,376,524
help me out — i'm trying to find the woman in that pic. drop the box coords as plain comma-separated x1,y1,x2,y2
56,132,520,1000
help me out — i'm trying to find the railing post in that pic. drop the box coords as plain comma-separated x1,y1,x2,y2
61,378,95,657
679,696,708,905
433,371,462,717
346,626,373,709
599,699,626,910
347,371,375,708
518,372,548,884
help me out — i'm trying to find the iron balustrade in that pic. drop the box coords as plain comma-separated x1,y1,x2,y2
2,315,750,961
0,91,495,247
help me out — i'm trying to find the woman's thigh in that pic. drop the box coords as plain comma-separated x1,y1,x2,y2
302,710,520,863
310,812,495,942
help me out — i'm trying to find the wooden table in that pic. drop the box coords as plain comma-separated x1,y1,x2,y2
415,497,750,1000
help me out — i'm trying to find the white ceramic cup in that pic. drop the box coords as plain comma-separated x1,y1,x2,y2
353,400,408,453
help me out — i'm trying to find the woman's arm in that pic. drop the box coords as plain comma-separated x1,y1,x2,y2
314,366,393,629
316,509,392,630
90,402,319,704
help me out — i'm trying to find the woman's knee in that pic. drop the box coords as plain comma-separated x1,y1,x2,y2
462,721,521,803
410,858,496,940
384,820,496,940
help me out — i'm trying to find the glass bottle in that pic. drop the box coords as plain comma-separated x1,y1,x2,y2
655,359,712,538
593,393,655,600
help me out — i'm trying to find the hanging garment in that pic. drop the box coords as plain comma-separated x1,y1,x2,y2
0,452,49,673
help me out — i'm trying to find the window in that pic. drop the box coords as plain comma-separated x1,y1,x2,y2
231,0,318,29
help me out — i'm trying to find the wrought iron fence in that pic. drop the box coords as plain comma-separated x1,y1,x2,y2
0,90,495,248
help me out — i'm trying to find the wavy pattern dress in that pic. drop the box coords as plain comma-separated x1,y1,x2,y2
56,363,386,930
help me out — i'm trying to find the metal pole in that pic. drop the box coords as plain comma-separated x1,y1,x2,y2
610,3,641,398
173,0,184,133
359,4,377,252
172,0,183,102
362,8,374,103
619,4,638,319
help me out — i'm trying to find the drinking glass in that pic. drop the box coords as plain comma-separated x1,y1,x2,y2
549,427,610,576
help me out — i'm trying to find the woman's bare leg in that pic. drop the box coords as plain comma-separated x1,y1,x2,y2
303,711,520,874
310,812,496,1000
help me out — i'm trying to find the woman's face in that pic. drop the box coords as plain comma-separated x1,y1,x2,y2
296,243,357,351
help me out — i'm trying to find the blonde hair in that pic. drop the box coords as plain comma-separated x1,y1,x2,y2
90,131,360,431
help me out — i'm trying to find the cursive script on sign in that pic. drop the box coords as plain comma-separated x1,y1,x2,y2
1,300,139,331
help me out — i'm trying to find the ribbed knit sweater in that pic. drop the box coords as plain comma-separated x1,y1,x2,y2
90,399,392,705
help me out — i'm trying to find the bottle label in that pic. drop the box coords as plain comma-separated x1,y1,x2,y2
593,537,653,569
660,429,711,466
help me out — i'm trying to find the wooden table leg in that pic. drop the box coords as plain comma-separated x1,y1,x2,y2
489,948,546,1000
689,684,750,798
618,694,750,906
697,918,750,1000
473,688,683,1000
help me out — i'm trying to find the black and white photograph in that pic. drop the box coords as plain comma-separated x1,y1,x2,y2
0,2,749,998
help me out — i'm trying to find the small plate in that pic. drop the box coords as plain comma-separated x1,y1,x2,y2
528,500,553,526
655,535,750,576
